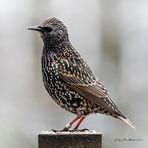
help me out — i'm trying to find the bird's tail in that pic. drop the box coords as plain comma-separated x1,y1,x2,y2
118,116,136,129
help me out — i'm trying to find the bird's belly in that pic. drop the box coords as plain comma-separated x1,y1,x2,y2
44,77,83,113
42,73,102,115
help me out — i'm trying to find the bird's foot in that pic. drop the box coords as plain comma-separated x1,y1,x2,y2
61,127,69,131
50,128,89,132
50,129,67,132
50,127,70,132
72,128,89,132
78,128,89,132
50,129,61,132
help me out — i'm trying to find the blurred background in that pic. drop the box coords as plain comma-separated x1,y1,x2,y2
0,0,147,147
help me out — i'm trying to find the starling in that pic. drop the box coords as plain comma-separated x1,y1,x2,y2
26,17,135,130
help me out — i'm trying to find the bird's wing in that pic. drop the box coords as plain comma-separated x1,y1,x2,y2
58,57,125,117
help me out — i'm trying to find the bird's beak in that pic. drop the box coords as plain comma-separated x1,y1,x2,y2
25,26,43,32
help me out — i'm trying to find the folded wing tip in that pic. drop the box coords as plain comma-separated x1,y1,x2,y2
118,116,136,129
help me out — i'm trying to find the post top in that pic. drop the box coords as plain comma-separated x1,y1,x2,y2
40,130,102,135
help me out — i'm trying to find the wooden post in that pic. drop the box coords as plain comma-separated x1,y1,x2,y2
38,130,102,148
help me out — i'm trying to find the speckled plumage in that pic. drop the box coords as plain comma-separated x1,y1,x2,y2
27,17,135,130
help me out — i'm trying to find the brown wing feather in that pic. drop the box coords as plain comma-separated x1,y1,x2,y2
59,58,126,117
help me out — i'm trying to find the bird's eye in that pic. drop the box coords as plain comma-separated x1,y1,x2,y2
42,26,53,32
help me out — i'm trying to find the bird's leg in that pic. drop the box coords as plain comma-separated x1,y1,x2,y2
62,116,81,131
73,116,86,130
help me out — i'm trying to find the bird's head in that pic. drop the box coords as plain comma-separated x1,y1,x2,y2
26,17,69,48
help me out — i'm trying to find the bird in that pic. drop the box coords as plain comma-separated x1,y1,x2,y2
26,17,135,130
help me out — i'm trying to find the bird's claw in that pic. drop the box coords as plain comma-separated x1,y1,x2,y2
77,128,89,132
50,128,69,132
50,128,89,132
72,128,89,132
